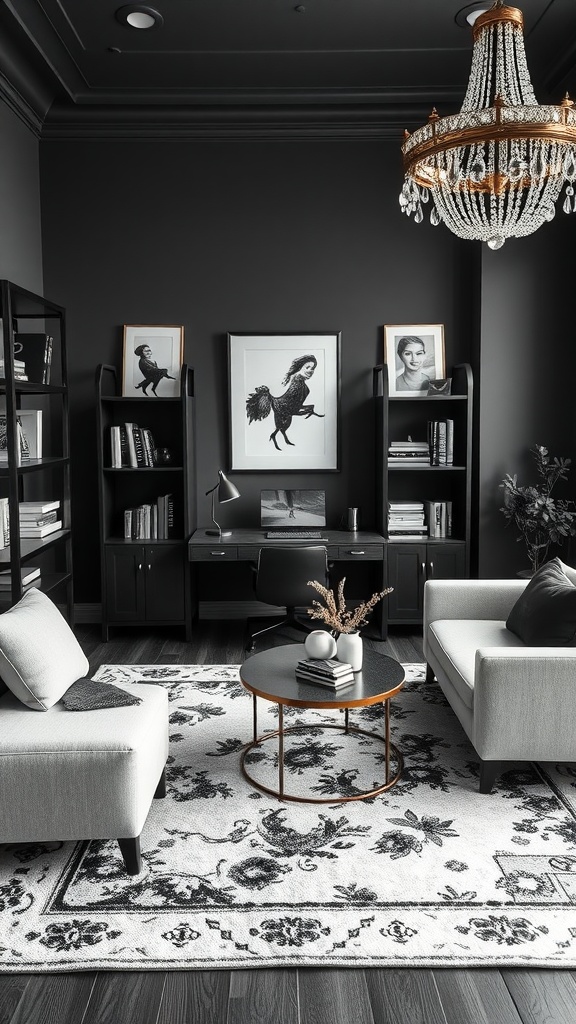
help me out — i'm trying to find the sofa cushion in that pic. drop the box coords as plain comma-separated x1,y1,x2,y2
427,619,525,709
506,557,576,646
0,588,89,710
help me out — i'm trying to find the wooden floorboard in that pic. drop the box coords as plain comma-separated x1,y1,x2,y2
365,968,447,1024
1,621,573,1024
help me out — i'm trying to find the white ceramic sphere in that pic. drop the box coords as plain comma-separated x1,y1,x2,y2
304,629,337,660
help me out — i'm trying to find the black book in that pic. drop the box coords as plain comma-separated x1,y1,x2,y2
14,333,53,385
295,669,355,688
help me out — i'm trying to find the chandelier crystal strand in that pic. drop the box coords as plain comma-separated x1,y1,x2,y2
400,1,576,245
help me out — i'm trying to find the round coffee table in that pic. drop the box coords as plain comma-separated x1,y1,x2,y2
239,643,405,803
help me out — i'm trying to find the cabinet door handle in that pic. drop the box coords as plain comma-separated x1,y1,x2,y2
348,550,365,556
428,560,434,577
137,563,143,571
147,563,152,570
421,561,426,577
211,550,226,556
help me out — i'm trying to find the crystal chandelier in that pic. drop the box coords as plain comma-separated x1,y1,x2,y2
399,1,576,249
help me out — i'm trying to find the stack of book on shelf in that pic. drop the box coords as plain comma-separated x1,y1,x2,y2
424,500,453,538
388,438,430,465
15,333,53,385
295,657,355,688
427,419,454,466
19,500,61,538
124,493,174,540
0,565,41,593
388,501,428,541
0,415,31,463
0,497,9,549
0,357,27,381
110,423,156,468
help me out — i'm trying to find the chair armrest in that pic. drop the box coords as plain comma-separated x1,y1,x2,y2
473,647,576,760
423,578,528,628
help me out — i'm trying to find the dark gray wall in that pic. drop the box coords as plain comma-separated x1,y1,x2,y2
39,137,476,604
35,132,575,604
478,215,576,577
0,99,42,291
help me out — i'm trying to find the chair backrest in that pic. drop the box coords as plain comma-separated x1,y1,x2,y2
255,545,328,609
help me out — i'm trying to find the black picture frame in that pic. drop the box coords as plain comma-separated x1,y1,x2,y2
228,332,341,471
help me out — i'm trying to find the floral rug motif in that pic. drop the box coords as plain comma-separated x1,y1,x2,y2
1,662,576,971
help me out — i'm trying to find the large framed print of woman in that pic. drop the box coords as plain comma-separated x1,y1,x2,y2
228,332,340,471
122,325,184,398
384,324,445,397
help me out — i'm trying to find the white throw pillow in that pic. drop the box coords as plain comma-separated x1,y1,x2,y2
0,587,89,710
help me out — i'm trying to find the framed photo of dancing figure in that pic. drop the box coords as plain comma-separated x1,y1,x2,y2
384,323,445,397
228,332,341,471
122,325,184,398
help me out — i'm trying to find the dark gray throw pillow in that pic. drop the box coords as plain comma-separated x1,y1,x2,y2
506,556,576,646
62,677,142,711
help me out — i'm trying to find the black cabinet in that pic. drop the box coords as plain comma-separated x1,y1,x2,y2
0,281,73,620
104,544,186,630
374,362,473,629
96,364,196,640
387,541,466,622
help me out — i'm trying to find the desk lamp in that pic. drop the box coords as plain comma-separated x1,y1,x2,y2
205,470,240,538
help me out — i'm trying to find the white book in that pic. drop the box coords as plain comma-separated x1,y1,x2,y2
19,520,62,538
19,500,60,513
0,565,41,587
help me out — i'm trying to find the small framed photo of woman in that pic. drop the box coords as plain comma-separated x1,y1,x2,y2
384,324,445,397
122,325,184,398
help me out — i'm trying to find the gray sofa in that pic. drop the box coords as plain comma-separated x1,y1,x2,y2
423,577,576,792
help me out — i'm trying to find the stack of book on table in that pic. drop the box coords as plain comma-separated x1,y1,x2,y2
19,500,61,538
387,500,428,541
0,566,41,592
295,657,355,688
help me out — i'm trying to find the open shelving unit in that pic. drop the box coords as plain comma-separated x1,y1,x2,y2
96,363,196,641
374,361,473,625
0,280,73,620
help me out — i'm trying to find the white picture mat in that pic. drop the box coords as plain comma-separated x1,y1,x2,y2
229,334,339,471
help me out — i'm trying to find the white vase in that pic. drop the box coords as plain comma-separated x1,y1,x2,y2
304,630,337,660
336,631,363,672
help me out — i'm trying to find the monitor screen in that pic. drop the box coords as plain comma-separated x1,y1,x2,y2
260,489,326,528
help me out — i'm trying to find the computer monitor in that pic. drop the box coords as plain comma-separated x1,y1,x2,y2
260,489,326,529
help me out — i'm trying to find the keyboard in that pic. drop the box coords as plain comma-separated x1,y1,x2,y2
266,530,326,540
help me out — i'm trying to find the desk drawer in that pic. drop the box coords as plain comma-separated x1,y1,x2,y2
189,546,238,561
337,544,382,560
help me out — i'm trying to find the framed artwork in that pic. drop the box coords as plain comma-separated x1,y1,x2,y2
384,324,445,397
228,332,340,471
122,325,184,398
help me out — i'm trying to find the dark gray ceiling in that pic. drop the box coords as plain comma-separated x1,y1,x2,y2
1,0,575,136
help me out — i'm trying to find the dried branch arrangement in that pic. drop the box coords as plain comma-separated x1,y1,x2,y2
307,577,393,634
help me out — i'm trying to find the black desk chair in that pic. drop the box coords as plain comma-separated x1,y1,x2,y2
245,545,330,652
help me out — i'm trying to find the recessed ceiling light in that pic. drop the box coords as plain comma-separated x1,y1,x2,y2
115,5,163,29
455,3,493,28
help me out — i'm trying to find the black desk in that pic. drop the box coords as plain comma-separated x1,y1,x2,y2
188,528,388,639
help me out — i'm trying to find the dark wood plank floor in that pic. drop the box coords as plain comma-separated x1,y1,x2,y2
2,619,576,1024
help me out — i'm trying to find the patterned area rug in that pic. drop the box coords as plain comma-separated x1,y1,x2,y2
1,662,576,972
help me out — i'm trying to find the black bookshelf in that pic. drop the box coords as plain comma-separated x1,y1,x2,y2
0,280,73,620
96,363,196,640
374,362,473,625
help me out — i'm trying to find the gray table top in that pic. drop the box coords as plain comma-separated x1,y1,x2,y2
239,643,405,709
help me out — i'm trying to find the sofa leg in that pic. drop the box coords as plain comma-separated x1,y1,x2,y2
479,760,501,794
118,836,142,875
154,766,167,799
425,663,435,684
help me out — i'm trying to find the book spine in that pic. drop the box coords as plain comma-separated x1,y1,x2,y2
110,426,122,468
124,423,138,468
132,426,146,467
445,419,454,465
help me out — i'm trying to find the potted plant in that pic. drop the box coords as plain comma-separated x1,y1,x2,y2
499,444,576,576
